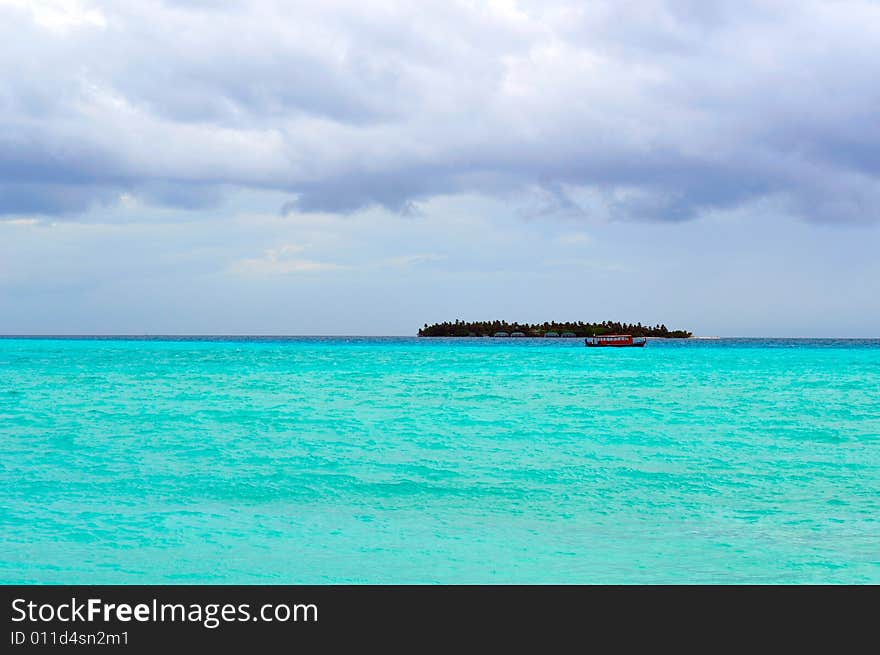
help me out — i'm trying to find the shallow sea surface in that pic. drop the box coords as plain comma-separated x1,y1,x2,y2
1,336,878,583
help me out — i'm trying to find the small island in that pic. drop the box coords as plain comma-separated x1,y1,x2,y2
418,320,692,338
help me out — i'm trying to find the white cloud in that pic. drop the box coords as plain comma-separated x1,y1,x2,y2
555,232,592,246
382,253,447,268
231,243,346,276
1,0,106,34
0,217,42,226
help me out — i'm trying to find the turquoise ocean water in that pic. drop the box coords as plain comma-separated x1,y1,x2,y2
1,336,878,583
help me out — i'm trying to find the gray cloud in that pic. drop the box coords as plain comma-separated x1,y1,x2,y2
1,0,879,223
0,182,115,215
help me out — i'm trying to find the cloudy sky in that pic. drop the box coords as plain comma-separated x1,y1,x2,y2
1,0,878,336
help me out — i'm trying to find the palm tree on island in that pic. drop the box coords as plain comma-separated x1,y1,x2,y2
417,320,692,338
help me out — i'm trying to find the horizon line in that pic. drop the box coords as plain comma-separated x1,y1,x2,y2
1,334,879,340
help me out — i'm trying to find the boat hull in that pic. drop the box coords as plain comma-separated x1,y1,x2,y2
585,336,647,347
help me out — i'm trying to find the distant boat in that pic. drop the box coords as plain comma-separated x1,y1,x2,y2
585,334,647,348
493,331,509,337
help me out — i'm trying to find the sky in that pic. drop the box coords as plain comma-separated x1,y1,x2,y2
1,0,878,336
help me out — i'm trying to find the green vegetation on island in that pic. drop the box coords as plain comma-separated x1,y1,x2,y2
418,320,692,338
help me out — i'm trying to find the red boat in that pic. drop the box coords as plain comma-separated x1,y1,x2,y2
584,334,646,347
